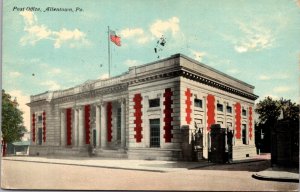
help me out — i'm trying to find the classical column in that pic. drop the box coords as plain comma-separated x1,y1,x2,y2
95,104,101,147
121,99,126,149
73,108,78,147
100,102,107,148
60,110,66,147
78,107,85,147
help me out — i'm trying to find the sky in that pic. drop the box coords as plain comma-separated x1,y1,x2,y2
2,0,300,130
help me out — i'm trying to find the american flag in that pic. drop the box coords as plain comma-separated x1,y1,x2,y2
110,30,121,46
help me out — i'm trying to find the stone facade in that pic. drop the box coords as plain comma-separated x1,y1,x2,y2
27,53,258,161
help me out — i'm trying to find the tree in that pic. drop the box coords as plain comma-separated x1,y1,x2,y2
255,96,281,125
1,90,26,156
278,98,299,122
255,96,299,152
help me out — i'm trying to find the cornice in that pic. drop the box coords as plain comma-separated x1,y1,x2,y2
56,83,128,104
180,69,258,100
128,68,258,101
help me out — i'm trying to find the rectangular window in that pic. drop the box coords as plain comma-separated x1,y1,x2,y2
38,115,43,123
194,98,203,108
150,119,160,148
149,98,160,108
226,106,232,113
242,109,247,116
217,104,223,112
242,124,247,145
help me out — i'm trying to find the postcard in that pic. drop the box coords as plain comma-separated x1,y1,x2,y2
1,0,299,191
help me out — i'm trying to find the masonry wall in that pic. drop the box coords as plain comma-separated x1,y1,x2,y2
180,77,256,160
127,77,182,159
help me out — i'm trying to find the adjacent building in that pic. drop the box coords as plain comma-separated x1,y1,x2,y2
27,53,258,160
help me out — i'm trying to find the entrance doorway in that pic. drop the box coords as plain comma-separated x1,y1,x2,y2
150,119,160,148
92,129,96,147
38,128,42,145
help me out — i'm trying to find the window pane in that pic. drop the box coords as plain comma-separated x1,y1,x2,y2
217,104,223,112
149,98,160,108
194,99,203,108
226,106,232,113
38,115,43,122
242,124,247,144
150,119,160,147
242,109,247,116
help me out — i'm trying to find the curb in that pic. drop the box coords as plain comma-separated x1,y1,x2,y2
252,173,299,183
3,158,166,173
230,159,267,164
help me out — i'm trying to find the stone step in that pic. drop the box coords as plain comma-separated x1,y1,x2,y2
95,149,128,159
127,148,182,160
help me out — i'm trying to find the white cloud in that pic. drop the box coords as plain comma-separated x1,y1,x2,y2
20,24,52,46
99,73,109,80
124,59,142,67
53,28,87,48
273,86,291,93
258,75,271,80
49,68,62,75
236,21,274,53
223,20,275,53
150,17,180,38
118,17,180,46
7,90,30,130
40,81,61,90
234,46,248,53
120,28,144,38
190,50,206,62
19,10,37,26
19,11,89,48
119,28,150,44
9,71,22,78
137,36,150,44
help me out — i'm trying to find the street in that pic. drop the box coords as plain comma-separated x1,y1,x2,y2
1,159,298,191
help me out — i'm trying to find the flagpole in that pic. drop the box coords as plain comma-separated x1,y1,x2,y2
107,26,111,78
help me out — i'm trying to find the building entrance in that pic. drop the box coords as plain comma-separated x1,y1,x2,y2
92,129,96,147
150,119,160,148
38,128,42,145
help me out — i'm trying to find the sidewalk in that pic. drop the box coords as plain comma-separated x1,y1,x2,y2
3,154,299,184
248,153,299,183
252,167,299,183
2,156,212,172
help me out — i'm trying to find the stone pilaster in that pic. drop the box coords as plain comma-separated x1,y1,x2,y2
60,110,66,147
100,102,107,148
95,104,101,147
120,98,126,149
78,107,85,147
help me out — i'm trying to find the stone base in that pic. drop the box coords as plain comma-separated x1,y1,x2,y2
232,144,257,160
127,148,182,161
95,148,128,158
29,145,129,158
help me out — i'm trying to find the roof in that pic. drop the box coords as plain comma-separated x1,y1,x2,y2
29,53,258,103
